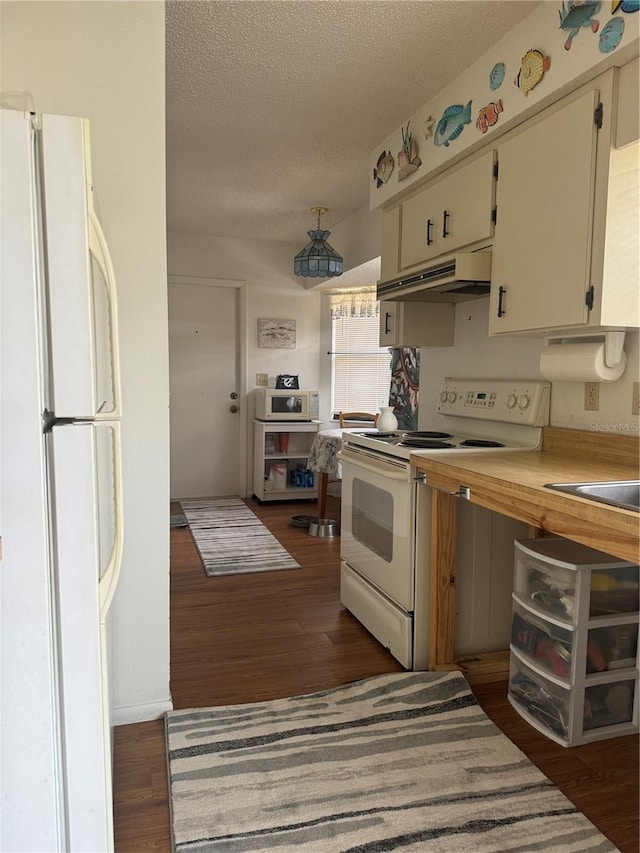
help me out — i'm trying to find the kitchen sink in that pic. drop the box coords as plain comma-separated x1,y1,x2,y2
544,480,640,512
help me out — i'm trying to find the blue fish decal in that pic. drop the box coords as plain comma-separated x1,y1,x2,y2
612,0,639,12
489,62,506,90
434,101,473,147
599,16,625,50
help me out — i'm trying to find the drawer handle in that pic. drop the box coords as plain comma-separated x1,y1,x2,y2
497,285,507,318
442,210,450,238
426,219,434,246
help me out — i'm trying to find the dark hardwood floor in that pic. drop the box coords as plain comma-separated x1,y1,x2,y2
113,496,639,851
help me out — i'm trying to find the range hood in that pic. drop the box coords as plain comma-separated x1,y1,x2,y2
377,251,492,303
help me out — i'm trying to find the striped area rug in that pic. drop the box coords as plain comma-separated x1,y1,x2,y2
165,671,617,852
180,497,300,577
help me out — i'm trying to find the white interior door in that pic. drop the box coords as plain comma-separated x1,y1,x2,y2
169,279,241,499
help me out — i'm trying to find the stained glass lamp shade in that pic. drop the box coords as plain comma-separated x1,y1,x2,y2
294,207,343,278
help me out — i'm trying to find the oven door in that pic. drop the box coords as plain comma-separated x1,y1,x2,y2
339,445,414,610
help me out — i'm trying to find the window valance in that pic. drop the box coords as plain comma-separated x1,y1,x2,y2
328,286,378,319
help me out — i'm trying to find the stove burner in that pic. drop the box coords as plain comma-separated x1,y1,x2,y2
459,439,505,448
403,431,453,439
363,431,400,438
398,439,456,449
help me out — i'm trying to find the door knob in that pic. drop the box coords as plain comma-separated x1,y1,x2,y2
230,392,238,399
230,405,239,413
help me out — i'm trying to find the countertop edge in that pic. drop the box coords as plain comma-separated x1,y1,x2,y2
411,448,639,564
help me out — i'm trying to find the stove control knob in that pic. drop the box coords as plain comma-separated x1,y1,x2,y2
439,390,448,404
447,391,457,404
506,393,517,409
517,394,531,410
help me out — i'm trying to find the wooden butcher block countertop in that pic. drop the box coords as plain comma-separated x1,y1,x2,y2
411,426,640,564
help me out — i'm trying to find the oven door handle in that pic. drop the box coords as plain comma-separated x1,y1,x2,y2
337,449,409,480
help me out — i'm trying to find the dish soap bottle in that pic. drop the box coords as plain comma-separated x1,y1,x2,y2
377,406,398,431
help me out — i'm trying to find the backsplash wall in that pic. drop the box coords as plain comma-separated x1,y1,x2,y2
418,299,639,435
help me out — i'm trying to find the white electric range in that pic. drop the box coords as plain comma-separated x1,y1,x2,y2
338,379,551,670
342,378,551,460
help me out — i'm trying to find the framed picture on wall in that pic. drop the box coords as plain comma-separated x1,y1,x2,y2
257,318,296,348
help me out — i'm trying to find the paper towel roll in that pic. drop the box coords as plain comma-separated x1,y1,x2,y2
539,342,627,382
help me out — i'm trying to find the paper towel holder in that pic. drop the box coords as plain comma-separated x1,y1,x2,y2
544,331,626,370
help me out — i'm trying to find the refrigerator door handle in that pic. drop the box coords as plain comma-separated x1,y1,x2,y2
99,420,124,620
88,205,122,420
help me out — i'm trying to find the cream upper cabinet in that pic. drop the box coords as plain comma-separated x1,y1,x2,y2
379,300,454,348
489,73,639,336
380,206,402,283
399,150,497,271
616,57,639,149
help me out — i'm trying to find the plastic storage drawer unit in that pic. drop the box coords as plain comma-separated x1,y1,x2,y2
511,599,639,683
513,537,639,625
508,654,637,746
510,537,639,746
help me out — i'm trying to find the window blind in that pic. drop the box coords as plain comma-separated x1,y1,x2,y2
331,313,391,415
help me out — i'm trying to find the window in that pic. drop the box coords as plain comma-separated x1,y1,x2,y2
331,310,391,418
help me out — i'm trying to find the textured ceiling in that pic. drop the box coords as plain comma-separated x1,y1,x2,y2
166,0,540,245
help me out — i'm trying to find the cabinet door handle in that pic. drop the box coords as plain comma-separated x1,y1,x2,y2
426,219,434,246
497,285,506,318
442,210,450,238
419,480,470,500
384,311,392,335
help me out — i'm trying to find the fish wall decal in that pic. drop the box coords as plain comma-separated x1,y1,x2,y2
611,0,639,11
434,101,472,147
514,49,551,96
476,99,504,133
373,150,394,188
489,62,506,90
599,16,625,50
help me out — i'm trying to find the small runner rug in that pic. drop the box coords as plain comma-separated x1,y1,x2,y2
165,671,616,853
180,497,300,577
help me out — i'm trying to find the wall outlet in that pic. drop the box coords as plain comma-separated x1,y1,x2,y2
632,381,640,415
584,382,600,411
256,373,268,387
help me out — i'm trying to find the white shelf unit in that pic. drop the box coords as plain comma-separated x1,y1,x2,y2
508,537,639,748
253,420,320,502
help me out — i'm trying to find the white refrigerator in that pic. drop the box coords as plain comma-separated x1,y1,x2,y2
0,109,124,851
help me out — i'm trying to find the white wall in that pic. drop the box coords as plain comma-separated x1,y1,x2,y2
167,232,323,492
316,204,382,277
0,1,171,725
417,300,640,434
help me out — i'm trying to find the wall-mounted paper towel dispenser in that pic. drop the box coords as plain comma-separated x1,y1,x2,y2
540,332,627,382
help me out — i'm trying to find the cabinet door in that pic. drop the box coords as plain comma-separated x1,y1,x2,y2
616,58,639,149
400,151,496,269
379,301,455,347
380,206,402,282
489,90,599,334
379,302,400,346
400,178,446,267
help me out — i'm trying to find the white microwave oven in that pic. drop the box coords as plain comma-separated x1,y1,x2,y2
255,388,319,421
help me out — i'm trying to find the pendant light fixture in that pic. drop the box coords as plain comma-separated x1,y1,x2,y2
293,206,343,278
